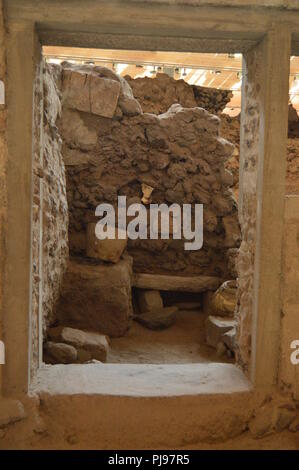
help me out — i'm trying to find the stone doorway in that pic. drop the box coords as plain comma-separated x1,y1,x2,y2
35,53,241,368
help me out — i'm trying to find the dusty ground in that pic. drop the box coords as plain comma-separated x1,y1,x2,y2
107,310,233,365
179,430,299,450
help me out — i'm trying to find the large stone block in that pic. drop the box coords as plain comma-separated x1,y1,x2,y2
56,257,133,337
62,69,120,118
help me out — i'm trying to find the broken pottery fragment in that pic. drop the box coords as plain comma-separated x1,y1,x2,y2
141,183,154,205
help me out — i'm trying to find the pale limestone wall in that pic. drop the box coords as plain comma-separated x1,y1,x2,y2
235,46,262,374
42,63,68,330
0,0,6,393
279,195,299,400
31,61,68,372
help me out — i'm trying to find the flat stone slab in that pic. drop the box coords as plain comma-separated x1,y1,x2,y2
133,273,222,292
134,306,178,330
34,363,252,397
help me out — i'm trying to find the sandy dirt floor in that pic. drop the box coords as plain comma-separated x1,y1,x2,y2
107,310,233,365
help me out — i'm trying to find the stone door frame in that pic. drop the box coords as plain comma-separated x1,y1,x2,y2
2,0,295,396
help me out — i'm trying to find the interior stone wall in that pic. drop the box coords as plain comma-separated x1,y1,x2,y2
31,61,68,368
125,73,232,116
58,63,240,279
233,47,262,375
0,0,6,393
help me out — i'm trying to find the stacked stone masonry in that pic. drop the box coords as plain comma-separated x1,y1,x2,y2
58,63,241,281
31,61,69,372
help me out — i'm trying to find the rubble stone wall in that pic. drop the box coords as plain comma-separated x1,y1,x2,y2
31,61,68,354
59,64,240,279
125,73,233,116
233,46,262,374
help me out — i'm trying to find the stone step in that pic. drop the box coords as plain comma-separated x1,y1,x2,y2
133,273,222,293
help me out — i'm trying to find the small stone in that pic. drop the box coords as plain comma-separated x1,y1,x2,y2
48,326,109,362
205,315,236,348
44,341,77,364
134,306,178,330
138,290,163,313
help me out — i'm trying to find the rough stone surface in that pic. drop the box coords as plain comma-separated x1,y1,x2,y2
279,196,299,400
205,315,236,348
57,64,240,279
48,326,109,362
44,341,77,364
210,280,237,317
86,222,127,263
138,289,163,313
31,62,69,373
134,306,178,330
62,68,121,118
55,257,133,337
125,73,232,115
0,0,7,395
